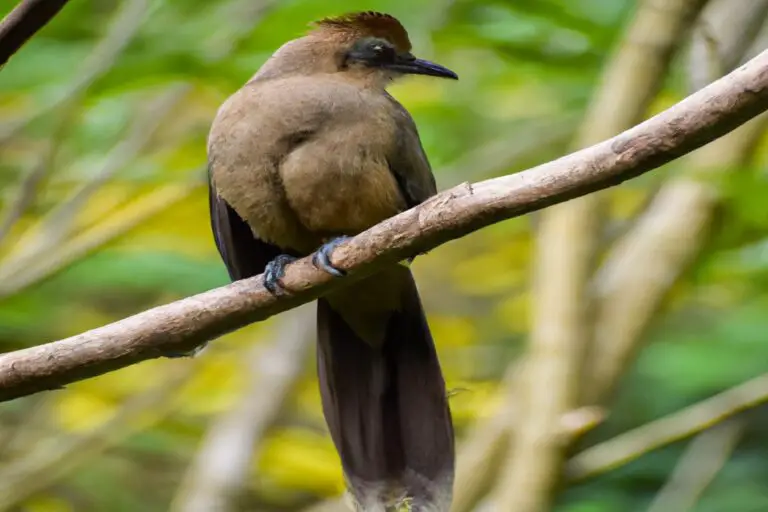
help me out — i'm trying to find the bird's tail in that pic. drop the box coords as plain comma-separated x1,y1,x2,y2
316,270,454,511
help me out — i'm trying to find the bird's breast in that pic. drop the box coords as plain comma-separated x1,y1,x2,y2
279,124,406,237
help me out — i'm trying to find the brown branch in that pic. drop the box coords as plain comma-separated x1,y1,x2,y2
566,372,768,481
0,48,767,402
492,0,709,509
582,3,768,405
0,0,71,67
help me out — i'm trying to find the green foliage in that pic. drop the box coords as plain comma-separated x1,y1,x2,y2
0,0,767,510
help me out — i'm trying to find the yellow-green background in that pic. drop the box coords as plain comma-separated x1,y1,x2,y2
1,0,768,510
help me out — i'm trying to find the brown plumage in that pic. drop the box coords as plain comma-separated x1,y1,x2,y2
207,12,458,511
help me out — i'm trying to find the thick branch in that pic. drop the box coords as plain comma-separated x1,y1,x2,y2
0,0,71,67
1,48,768,402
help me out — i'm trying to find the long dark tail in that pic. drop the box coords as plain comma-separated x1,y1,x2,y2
316,271,454,511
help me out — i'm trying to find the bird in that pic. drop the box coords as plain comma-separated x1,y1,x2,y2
206,12,458,511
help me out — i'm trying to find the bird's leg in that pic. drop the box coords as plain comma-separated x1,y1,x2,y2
313,236,351,277
264,254,298,295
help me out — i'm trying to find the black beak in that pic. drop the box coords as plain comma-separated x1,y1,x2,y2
386,56,458,80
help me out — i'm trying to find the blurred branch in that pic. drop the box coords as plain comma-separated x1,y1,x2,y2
0,0,150,142
493,0,708,509
450,364,603,512
688,1,768,90
0,104,75,247
0,0,274,292
439,116,577,186
567,372,768,481
450,366,519,512
0,50,766,401
0,85,189,283
203,0,280,62
0,361,197,510
0,180,201,298
646,419,744,512
171,305,314,512
0,0,71,67
583,1,768,405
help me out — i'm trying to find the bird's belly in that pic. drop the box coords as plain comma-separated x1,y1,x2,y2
280,148,405,237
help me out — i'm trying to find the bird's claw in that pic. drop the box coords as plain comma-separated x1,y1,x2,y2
313,236,350,277
264,254,297,296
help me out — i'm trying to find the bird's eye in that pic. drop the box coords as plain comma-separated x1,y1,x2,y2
369,42,395,62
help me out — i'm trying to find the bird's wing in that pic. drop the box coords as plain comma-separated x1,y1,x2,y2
208,167,286,281
385,95,438,208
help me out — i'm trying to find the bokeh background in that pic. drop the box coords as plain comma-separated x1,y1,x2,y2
2,0,768,510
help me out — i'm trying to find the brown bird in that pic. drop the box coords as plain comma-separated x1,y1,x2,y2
207,12,457,511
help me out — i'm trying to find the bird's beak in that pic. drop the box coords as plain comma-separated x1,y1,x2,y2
386,56,458,80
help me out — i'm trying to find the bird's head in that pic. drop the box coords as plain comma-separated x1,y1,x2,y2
312,12,458,82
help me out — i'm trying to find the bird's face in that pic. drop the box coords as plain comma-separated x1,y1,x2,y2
344,37,458,81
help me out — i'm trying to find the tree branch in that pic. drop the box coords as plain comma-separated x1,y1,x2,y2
645,419,744,512
582,3,768,405
493,0,708,509
0,0,149,142
566,372,768,481
0,0,71,67
1,48,768,402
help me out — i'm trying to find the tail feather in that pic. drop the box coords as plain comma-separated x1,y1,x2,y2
316,271,454,511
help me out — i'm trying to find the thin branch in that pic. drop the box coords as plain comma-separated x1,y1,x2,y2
202,0,280,62
688,0,768,90
646,419,744,512
0,362,196,510
450,365,604,512
450,366,520,512
583,3,768,405
0,181,200,298
567,372,768,481
0,48,767,402
439,116,577,186
0,85,189,283
0,103,75,246
0,0,150,142
0,0,71,67
171,305,314,512
493,0,708,509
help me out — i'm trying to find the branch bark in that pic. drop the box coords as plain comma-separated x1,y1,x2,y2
0,0,71,67
1,48,768,402
493,0,708,509
583,1,768,405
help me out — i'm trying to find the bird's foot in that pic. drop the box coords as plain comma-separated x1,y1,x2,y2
264,254,297,296
313,236,351,277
